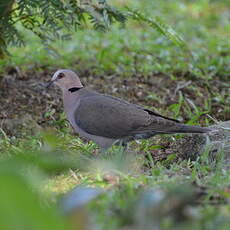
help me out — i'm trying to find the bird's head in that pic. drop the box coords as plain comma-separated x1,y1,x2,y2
46,69,83,92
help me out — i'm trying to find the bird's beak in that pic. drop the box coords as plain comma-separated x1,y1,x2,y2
45,80,54,89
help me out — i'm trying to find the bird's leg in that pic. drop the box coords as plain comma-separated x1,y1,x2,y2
115,139,128,152
121,141,128,151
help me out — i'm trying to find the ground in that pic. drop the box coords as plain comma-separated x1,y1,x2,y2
0,0,229,230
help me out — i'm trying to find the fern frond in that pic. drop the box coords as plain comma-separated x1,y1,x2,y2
126,7,187,48
0,0,187,57
0,0,126,56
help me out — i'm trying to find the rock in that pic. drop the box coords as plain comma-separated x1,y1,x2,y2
0,114,42,137
173,121,230,161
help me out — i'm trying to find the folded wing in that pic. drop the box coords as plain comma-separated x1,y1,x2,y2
74,94,180,138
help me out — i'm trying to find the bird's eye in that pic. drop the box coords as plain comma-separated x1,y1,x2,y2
58,73,65,79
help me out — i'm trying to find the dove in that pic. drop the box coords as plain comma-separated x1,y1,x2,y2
46,69,211,150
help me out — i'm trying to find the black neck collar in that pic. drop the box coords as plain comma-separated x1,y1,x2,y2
68,87,83,93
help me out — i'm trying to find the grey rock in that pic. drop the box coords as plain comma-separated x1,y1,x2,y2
172,121,230,161
1,114,41,137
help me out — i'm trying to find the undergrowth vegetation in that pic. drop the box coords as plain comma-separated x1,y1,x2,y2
0,0,229,230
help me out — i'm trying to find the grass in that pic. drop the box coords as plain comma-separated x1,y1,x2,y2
1,129,229,229
0,0,229,230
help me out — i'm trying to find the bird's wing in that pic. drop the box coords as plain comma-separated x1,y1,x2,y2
100,94,179,123
74,94,177,138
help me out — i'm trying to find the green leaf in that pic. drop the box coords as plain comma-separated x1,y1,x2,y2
148,145,163,150
0,172,68,230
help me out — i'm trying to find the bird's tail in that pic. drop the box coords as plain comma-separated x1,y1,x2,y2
170,124,212,134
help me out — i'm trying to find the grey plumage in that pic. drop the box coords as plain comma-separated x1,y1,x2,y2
74,88,209,137
47,69,211,150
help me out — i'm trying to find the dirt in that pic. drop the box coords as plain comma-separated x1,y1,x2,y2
0,66,229,136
